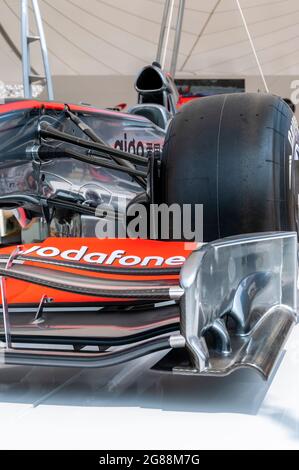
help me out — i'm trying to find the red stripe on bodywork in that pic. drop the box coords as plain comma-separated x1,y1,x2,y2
0,100,146,121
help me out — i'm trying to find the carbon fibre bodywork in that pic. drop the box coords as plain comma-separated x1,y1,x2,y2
0,100,164,240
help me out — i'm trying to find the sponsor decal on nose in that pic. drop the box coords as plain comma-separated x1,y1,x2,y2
22,245,187,267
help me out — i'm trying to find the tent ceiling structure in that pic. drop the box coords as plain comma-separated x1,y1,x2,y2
0,0,299,83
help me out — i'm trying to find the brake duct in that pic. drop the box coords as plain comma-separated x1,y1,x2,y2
0,232,297,380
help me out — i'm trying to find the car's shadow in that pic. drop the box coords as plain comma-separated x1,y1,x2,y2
0,351,282,416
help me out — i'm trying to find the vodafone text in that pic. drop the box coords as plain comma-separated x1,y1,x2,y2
21,245,186,267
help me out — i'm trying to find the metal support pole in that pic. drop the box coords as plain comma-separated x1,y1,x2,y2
32,0,54,100
160,0,175,70
156,0,171,64
170,0,185,77
20,0,54,100
21,0,31,98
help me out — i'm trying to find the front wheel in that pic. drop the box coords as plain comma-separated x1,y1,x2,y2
160,92,299,241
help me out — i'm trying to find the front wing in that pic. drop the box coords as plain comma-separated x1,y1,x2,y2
0,232,297,380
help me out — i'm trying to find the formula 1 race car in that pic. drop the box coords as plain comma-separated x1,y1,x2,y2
0,63,298,380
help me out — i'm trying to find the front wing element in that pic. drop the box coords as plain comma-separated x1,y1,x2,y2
174,231,297,379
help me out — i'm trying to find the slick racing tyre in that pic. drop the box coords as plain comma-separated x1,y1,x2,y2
160,93,299,241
